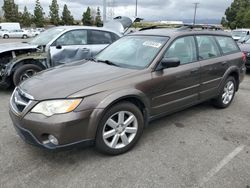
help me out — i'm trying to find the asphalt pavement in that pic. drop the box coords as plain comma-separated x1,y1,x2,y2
0,38,250,188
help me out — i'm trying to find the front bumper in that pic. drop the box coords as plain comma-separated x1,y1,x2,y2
9,109,99,149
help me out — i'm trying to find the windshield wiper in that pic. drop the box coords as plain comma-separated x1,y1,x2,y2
97,59,119,67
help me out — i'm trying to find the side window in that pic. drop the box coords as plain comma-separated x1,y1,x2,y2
196,36,221,60
88,30,113,44
56,30,87,46
164,36,197,65
216,36,239,54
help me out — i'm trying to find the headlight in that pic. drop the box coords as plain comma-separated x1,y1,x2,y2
31,99,82,117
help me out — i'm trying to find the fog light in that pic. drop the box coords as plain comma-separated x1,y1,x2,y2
48,135,59,145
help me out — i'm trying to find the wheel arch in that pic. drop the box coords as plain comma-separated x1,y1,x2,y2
219,66,240,93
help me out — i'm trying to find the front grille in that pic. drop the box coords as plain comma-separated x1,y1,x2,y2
10,88,33,114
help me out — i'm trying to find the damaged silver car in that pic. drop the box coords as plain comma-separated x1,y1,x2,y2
0,16,140,88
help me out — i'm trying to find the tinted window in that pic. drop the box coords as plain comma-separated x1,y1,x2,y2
196,36,221,60
216,36,239,54
164,36,197,65
56,30,87,46
88,30,113,44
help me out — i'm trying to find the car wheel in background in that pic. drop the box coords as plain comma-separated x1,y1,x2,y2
212,76,236,108
13,64,42,86
96,102,144,155
22,35,28,39
3,34,9,39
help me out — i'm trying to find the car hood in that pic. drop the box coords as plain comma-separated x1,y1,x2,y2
238,43,250,52
20,61,137,100
0,42,38,53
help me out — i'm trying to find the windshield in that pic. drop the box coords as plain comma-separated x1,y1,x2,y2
29,28,65,45
95,35,168,69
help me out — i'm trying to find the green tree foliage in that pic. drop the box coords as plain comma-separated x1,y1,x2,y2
2,0,19,22
34,0,45,27
95,7,103,27
61,4,74,25
82,7,93,26
49,0,60,25
223,0,250,29
21,6,32,27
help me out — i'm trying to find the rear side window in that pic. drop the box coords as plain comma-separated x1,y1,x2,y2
88,30,113,44
164,36,197,65
216,36,239,54
196,36,221,60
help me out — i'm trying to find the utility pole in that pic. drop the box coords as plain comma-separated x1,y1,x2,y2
193,2,199,26
135,0,138,17
103,0,107,23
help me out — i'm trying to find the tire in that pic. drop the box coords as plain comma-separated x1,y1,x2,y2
212,76,236,108
96,102,144,155
3,34,9,39
22,35,28,39
13,64,42,86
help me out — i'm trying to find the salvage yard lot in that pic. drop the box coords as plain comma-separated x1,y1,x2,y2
1,38,250,187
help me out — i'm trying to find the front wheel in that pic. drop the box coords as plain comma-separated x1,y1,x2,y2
3,34,9,39
22,35,28,39
212,76,236,108
13,64,42,86
96,102,144,155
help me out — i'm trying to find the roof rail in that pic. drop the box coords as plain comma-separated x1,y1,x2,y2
178,24,223,31
139,25,171,31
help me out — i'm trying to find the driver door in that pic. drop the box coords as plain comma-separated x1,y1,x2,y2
151,36,201,115
49,29,91,67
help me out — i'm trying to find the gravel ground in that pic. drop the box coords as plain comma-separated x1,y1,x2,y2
0,38,250,188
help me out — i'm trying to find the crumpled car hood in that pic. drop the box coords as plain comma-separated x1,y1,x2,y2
0,42,38,53
20,61,136,100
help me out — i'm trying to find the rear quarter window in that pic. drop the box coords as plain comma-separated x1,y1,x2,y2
216,36,240,54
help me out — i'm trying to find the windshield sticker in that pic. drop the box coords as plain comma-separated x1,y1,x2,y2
143,41,162,48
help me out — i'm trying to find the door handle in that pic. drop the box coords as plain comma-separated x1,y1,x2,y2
82,48,90,51
222,61,227,65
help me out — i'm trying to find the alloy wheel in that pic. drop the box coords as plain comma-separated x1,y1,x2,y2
222,80,235,105
102,111,138,149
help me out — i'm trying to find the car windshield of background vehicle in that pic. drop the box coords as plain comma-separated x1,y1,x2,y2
95,35,169,69
29,28,65,46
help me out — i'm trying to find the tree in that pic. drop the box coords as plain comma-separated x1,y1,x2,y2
21,6,32,27
34,0,45,27
95,7,102,27
223,0,250,29
82,7,93,26
2,0,19,22
61,4,74,25
49,0,60,25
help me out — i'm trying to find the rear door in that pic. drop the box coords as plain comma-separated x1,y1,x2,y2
151,36,201,115
87,30,119,57
196,35,228,100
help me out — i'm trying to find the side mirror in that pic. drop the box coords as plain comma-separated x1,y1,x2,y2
157,57,180,70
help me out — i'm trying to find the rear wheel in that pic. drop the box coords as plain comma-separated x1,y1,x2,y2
22,35,28,39
96,102,144,155
13,64,42,86
212,76,236,108
3,34,9,39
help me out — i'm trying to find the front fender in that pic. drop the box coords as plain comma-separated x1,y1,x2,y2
5,55,47,76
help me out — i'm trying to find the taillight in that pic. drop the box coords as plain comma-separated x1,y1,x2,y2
242,52,247,63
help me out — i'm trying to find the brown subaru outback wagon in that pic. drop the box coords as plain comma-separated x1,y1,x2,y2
9,28,246,155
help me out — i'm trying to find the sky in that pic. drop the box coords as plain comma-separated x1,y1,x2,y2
0,0,234,21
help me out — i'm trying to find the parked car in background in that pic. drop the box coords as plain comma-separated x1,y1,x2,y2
9,28,245,155
237,35,250,44
1,29,30,39
231,29,250,41
0,16,141,88
238,38,250,70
